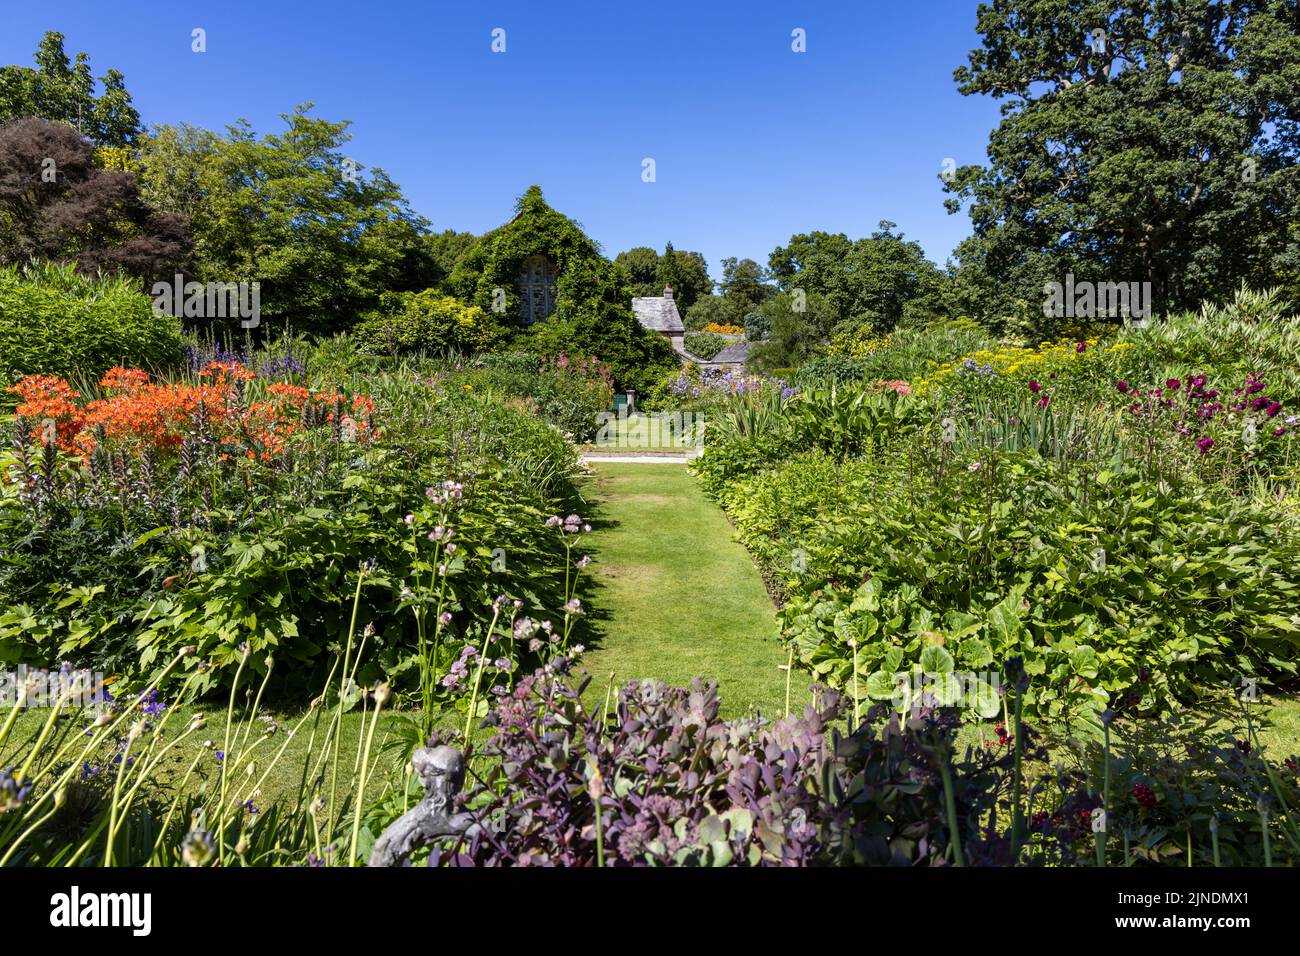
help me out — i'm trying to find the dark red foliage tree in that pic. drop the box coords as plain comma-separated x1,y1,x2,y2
0,117,190,281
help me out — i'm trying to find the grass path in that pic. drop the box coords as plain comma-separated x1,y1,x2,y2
576,462,807,718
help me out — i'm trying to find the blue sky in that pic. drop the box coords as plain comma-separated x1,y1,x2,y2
0,0,1004,281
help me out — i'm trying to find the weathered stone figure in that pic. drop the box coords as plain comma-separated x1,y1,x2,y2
368,745,477,866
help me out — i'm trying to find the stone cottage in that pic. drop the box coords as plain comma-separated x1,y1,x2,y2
632,284,755,371
631,284,686,355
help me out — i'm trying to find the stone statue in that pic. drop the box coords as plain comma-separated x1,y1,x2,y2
368,745,478,866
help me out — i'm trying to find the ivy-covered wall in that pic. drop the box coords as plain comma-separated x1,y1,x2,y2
447,186,676,393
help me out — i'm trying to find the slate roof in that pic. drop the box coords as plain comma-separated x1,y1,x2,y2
631,292,684,333
707,340,754,364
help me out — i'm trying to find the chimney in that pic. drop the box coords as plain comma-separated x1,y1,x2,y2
662,284,674,300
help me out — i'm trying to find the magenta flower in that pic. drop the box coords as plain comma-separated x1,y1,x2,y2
1116,381,1129,394
1196,437,1215,454
1028,379,1041,393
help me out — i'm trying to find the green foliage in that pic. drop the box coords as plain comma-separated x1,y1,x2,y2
717,435,1300,727
424,230,478,287
700,300,1300,728
447,186,676,393
683,294,731,332
354,291,503,356
768,222,951,333
1117,288,1300,400
683,331,727,359
743,309,769,342
0,262,183,394
0,31,141,147
784,383,922,462
136,108,434,336
749,291,839,370
614,243,712,309
946,0,1300,329
718,256,775,324
466,352,614,441
0,359,583,700
793,355,871,387
836,320,994,383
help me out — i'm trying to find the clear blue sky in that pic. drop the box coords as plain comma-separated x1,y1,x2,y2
0,0,1004,281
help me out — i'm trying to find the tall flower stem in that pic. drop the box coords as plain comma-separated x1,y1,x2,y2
463,607,503,743
936,753,965,868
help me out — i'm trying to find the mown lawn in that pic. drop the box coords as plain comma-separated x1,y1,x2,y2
582,412,703,451
575,461,808,718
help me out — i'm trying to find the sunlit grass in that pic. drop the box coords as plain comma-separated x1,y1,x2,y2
576,462,808,718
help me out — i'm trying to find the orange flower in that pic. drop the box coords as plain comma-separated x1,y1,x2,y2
267,382,311,405
198,361,255,384
100,367,151,393
9,375,85,450
10,366,378,465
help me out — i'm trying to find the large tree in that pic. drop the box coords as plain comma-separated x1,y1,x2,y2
0,32,141,148
136,106,435,334
613,243,712,308
768,222,950,333
945,0,1300,324
0,118,189,280
717,256,775,324
425,229,478,286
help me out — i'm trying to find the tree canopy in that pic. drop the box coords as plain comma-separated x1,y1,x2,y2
0,31,141,148
136,106,435,335
945,0,1300,325
614,242,713,308
0,118,190,281
768,222,950,334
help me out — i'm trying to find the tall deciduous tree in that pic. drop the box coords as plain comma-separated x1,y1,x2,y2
718,256,774,323
614,243,713,308
768,222,950,333
614,246,661,295
945,0,1300,324
0,118,189,280
0,32,142,148
136,106,435,334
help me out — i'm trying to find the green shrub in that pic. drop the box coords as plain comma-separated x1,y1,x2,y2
1115,289,1300,401
851,321,995,383
467,353,614,441
794,355,871,387
683,331,727,359
354,290,504,356
0,262,183,398
759,449,1300,725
